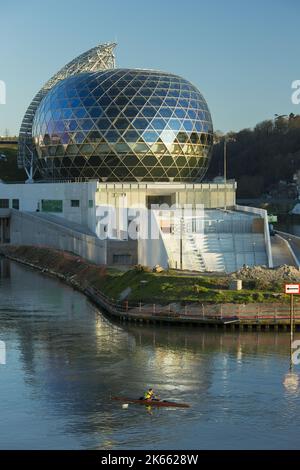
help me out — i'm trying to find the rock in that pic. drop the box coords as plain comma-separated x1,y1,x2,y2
153,265,164,273
231,264,300,286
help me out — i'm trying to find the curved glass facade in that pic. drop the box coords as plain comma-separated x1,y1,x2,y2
19,43,116,173
32,69,213,182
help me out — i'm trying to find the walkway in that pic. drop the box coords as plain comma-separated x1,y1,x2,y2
271,234,297,267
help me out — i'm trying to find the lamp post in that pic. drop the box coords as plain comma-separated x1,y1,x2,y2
179,209,184,270
179,217,183,270
223,134,236,211
290,293,294,370
223,137,227,211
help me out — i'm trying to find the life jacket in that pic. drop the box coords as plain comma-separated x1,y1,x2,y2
144,390,154,399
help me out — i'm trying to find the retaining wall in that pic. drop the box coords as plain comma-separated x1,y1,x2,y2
9,209,106,265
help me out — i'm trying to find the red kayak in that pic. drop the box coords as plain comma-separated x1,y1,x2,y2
112,396,190,408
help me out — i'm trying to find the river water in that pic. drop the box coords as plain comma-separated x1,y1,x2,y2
0,259,300,450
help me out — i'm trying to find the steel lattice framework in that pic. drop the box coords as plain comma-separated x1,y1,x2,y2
18,43,116,176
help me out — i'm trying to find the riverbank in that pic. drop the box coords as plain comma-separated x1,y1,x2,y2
1,245,300,329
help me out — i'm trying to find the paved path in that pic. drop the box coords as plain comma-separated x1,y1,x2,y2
276,232,300,265
271,234,297,267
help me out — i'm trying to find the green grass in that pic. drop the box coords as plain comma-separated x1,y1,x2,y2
2,246,288,305
98,268,286,304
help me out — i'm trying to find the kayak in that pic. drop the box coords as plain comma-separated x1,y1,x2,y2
112,396,190,408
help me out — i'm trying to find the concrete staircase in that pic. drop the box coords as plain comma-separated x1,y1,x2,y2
159,209,268,273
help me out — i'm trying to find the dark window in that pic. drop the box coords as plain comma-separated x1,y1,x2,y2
71,200,80,207
0,199,9,208
41,200,63,213
88,200,93,208
113,254,132,265
12,199,19,210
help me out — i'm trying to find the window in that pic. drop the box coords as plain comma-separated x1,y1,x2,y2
41,200,63,213
0,199,9,208
71,200,80,207
12,199,19,210
113,254,132,265
88,200,93,208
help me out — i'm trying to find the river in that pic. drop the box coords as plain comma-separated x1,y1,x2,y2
0,259,300,450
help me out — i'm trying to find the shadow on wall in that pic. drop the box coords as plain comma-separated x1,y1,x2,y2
9,210,106,265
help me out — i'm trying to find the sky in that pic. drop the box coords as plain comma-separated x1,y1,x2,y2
0,0,299,136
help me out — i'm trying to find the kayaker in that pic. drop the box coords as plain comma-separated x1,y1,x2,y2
143,388,159,401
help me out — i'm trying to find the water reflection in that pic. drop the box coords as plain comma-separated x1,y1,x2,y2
0,259,300,449
283,372,299,394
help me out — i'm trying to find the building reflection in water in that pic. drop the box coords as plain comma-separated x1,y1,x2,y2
283,372,299,394
0,258,10,279
1,260,300,449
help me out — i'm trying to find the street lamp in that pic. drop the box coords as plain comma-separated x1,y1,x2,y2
223,137,227,211
179,209,184,270
223,135,236,211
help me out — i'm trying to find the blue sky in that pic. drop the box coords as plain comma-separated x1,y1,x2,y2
0,0,299,135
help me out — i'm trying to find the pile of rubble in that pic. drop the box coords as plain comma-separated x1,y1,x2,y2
231,265,300,284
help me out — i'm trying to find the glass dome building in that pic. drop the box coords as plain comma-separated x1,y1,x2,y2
32,69,213,182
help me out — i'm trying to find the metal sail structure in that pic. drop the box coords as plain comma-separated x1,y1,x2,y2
18,42,116,179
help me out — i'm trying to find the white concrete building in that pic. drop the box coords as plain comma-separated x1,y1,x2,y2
0,180,273,272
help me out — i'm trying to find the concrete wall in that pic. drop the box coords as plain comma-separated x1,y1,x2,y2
107,239,138,266
105,211,168,268
96,181,237,209
251,218,264,233
0,181,97,232
138,211,169,268
9,210,106,265
235,204,273,268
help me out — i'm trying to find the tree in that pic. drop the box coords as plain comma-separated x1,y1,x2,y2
207,114,300,198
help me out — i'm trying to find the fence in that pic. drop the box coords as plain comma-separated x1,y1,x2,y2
84,285,299,324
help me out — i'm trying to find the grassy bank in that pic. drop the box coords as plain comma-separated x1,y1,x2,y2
0,245,289,305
